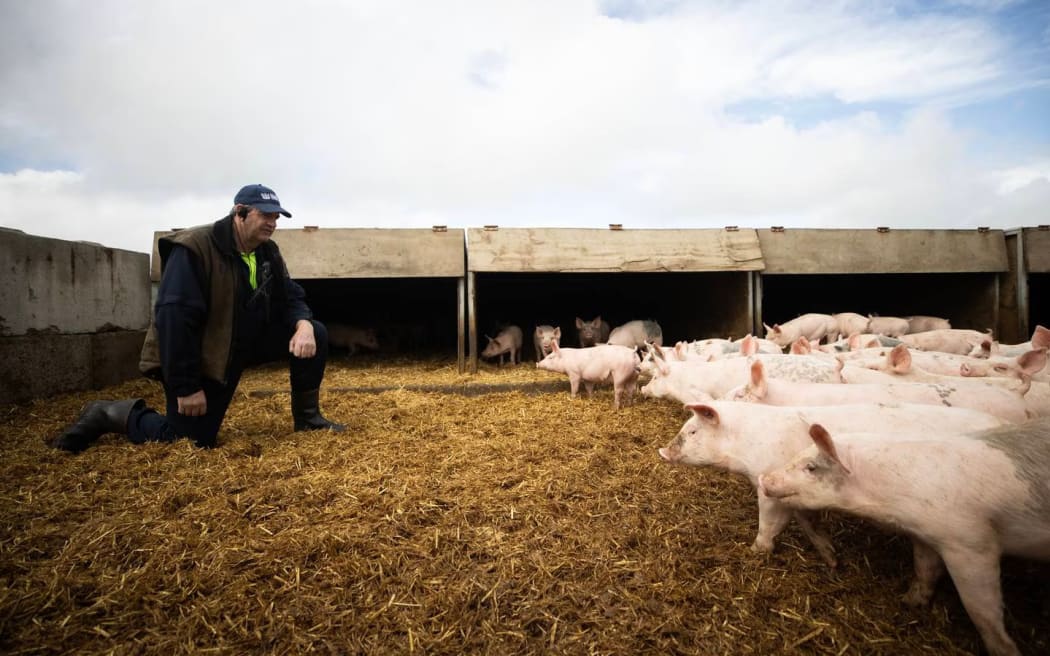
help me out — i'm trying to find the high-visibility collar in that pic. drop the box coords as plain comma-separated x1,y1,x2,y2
240,251,257,290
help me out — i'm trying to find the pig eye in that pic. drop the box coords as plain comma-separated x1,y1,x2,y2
994,365,1006,372
804,462,818,473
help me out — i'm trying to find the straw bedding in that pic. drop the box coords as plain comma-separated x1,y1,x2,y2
1,356,1047,655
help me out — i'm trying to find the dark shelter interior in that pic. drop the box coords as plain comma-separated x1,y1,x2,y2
760,272,1000,335
301,278,461,356
1029,273,1049,337
299,269,1025,361
471,272,754,360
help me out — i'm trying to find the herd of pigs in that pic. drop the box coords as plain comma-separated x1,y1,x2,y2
469,312,1047,656
324,312,1049,655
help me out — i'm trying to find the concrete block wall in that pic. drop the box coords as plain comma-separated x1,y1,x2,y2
0,228,150,405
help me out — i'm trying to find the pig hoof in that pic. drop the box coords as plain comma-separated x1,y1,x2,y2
901,586,932,607
750,540,773,555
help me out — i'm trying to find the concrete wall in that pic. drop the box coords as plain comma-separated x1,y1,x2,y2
0,228,150,405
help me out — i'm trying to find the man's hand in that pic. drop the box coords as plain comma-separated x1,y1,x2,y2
178,390,207,416
289,320,317,358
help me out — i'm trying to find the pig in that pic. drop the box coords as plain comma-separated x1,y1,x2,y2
639,353,843,404
681,338,739,361
536,342,639,408
481,325,523,366
575,316,611,348
906,315,952,333
608,319,663,348
327,323,380,356
846,347,992,378
763,313,838,347
960,348,1048,383
969,324,1050,359
867,315,911,338
857,344,1029,389
658,401,1004,567
533,325,561,362
759,418,1050,656
899,328,991,355
832,312,870,341
727,359,1031,424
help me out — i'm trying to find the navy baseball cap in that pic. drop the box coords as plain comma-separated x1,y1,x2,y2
234,184,292,217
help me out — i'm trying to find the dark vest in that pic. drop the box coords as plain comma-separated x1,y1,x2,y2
139,216,288,385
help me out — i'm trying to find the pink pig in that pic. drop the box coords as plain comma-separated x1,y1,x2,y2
759,418,1050,656
536,342,639,408
763,313,838,347
481,325,523,366
726,360,1031,424
899,328,991,355
658,401,1003,568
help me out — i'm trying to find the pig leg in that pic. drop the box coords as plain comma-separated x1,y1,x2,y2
940,547,1018,656
902,539,945,607
753,494,793,555
583,381,596,398
568,374,581,399
792,511,837,568
613,384,623,409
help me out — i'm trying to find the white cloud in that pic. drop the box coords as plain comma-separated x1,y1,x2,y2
0,0,1046,253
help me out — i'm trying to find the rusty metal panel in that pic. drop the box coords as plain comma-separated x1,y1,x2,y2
466,228,764,273
151,228,466,280
1023,227,1050,273
757,228,1008,274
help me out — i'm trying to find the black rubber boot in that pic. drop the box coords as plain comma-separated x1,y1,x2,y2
291,389,345,432
51,398,145,453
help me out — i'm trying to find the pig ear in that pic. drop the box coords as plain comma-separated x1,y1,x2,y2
740,335,758,356
551,341,560,353
847,332,861,351
748,360,767,398
575,317,584,328
553,327,561,339
888,344,911,374
1032,325,1049,350
808,424,851,474
1018,348,1047,375
686,404,720,425
762,323,772,333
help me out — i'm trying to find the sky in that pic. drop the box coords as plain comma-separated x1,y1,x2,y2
2,0,1049,255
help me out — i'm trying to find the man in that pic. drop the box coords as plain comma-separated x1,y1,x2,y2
52,183,344,452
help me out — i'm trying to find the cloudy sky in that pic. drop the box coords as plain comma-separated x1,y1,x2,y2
2,0,1049,254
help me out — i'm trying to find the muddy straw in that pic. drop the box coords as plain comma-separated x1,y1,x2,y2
0,356,1045,655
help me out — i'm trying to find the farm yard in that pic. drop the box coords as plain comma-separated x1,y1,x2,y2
2,356,1048,655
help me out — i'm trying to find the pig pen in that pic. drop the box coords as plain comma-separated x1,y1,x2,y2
466,228,765,370
3,358,1049,655
755,229,1008,337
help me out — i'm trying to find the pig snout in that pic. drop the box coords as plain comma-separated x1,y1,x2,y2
658,446,680,464
757,473,789,499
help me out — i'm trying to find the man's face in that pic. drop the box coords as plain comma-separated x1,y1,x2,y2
243,207,280,244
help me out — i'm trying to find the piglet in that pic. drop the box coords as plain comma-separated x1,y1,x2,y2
575,316,611,348
327,323,380,356
481,325,523,366
763,313,838,347
537,342,639,408
608,319,663,348
759,418,1050,656
533,325,561,362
